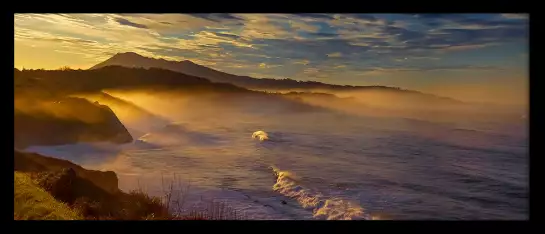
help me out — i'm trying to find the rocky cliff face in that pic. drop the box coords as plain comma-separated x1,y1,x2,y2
14,97,133,148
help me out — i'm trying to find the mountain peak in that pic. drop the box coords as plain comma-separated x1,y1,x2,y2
111,52,197,65
113,52,144,58
180,60,197,65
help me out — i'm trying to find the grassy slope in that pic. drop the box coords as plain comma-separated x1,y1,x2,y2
14,149,243,220
14,172,82,220
15,150,119,193
14,150,162,220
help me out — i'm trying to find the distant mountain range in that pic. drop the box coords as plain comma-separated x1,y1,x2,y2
89,52,461,104
15,65,248,97
92,52,354,91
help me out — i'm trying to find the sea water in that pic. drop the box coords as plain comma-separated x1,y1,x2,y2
25,95,528,220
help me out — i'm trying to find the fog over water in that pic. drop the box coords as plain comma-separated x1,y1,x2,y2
26,90,528,220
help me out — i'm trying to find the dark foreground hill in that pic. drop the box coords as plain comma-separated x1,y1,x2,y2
15,150,119,193
14,150,169,220
14,150,244,220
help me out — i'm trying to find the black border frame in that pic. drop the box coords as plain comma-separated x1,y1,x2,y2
6,3,538,231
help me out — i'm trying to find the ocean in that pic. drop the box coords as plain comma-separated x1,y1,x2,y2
25,92,529,220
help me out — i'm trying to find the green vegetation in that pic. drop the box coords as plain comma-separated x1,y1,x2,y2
14,150,246,220
14,150,168,220
14,172,82,220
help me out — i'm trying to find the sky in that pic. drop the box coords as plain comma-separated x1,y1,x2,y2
14,14,529,104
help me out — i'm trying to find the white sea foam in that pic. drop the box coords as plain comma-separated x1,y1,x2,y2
271,166,373,220
252,130,269,141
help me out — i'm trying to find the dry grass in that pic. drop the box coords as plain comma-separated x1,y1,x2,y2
15,168,247,220
185,201,247,220
140,173,248,220
14,172,82,220
23,169,169,220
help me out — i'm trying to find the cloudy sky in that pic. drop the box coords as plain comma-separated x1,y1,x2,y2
14,14,528,104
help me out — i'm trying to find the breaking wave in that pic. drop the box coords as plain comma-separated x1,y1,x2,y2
270,166,374,220
252,130,269,141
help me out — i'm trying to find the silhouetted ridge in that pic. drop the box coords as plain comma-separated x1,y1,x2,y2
89,52,462,103
15,66,249,96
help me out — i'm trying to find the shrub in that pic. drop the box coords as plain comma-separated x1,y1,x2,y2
35,168,77,203
58,66,73,71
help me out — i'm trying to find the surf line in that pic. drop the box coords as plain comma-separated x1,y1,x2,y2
270,166,375,220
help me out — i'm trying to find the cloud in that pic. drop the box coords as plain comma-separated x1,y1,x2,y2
310,32,338,37
439,43,498,52
303,67,319,74
501,14,528,20
210,31,240,40
191,31,254,48
188,13,244,22
236,14,294,40
291,13,336,20
345,14,378,22
114,17,148,29
360,64,503,74
15,13,527,87
327,52,342,58
15,28,96,45
413,14,467,20
114,14,240,33
136,45,202,59
293,59,310,65
258,63,282,69
289,20,320,33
